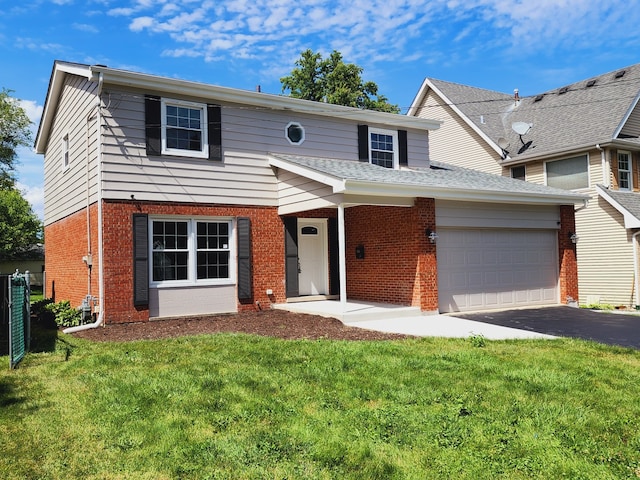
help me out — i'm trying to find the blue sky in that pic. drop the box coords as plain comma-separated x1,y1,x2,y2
2,0,640,219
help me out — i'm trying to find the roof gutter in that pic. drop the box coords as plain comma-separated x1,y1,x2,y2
91,65,442,131
340,179,588,206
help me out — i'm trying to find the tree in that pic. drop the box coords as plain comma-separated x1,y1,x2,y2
0,88,32,186
281,50,400,113
0,185,42,259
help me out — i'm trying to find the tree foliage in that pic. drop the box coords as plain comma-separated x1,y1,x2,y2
0,185,42,260
0,88,32,186
281,50,400,113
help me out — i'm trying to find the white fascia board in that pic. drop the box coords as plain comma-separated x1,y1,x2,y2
343,180,589,206
596,185,640,228
92,65,442,131
613,89,640,139
268,156,346,192
35,62,94,153
407,78,504,157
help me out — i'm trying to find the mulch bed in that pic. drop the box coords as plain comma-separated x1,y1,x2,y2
71,309,413,342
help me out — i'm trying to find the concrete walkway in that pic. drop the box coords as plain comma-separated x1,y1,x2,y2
273,300,556,340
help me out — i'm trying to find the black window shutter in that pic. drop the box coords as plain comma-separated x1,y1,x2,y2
358,124,369,162
328,217,340,296
237,217,252,300
133,213,149,306
398,129,408,166
208,104,222,161
145,95,161,156
283,217,299,297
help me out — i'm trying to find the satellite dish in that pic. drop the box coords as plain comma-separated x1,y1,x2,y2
497,137,509,149
512,122,532,136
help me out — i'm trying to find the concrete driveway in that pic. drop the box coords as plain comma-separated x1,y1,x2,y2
454,306,640,349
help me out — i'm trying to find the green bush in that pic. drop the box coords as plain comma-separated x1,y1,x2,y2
44,300,82,328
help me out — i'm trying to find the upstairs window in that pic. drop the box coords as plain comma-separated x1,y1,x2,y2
545,155,589,190
62,134,69,171
618,150,632,191
511,165,526,181
369,128,398,169
161,99,208,159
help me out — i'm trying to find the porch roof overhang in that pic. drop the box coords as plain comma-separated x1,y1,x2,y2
268,154,590,214
596,185,640,229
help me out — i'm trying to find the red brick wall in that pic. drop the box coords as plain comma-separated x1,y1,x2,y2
558,204,579,303
344,198,438,311
100,200,286,323
44,204,99,308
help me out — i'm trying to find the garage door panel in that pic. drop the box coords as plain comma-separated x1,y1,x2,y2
437,229,559,313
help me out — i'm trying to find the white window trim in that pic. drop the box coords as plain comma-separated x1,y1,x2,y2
369,127,399,169
149,216,236,288
161,98,209,159
61,134,69,172
543,153,590,191
285,121,305,145
618,150,632,191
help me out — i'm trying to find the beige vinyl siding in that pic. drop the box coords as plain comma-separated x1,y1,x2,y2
575,197,635,306
100,88,429,206
520,149,634,306
43,75,99,225
416,90,501,174
619,103,640,138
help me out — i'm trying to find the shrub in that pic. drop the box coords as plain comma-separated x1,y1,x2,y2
44,300,82,328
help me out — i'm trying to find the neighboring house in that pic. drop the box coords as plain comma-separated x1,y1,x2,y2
409,63,640,308
34,61,585,324
0,244,45,287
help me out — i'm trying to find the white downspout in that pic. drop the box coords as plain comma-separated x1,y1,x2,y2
633,231,640,308
597,144,609,188
337,203,347,309
64,72,105,333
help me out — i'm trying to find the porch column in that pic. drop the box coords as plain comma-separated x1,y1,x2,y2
338,203,347,308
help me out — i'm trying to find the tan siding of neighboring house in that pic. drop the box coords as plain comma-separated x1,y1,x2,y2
575,197,635,306
521,149,634,306
43,74,99,225
415,90,502,174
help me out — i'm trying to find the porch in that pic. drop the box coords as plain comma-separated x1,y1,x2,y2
272,299,422,323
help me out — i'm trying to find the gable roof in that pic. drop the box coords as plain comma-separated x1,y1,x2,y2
596,185,640,228
411,63,640,163
36,61,442,154
269,154,588,206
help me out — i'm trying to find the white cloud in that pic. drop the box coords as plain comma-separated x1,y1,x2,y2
130,16,155,31
73,23,100,34
18,99,43,124
16,182,44,220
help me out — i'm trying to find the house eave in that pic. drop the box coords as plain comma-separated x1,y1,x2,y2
408,78,505,158
92,65,442,131
35,61,95,153
342,180,589,206
596,185,640,229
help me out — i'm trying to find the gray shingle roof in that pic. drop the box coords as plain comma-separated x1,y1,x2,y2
600,188,640,222
270,153,587,203
428,63,640,161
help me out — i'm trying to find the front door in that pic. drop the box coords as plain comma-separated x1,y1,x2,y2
297,219,328,295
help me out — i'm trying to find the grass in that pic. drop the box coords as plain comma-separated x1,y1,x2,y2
1,328,640,479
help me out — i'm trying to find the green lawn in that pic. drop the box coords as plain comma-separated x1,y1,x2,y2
1,327,640,479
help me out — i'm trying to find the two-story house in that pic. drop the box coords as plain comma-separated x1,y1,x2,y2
409,63,640,308
35,61,585,327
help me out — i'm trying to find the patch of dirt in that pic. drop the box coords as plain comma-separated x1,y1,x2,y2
71,309,413,342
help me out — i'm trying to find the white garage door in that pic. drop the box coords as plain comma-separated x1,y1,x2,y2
437,229,559,313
